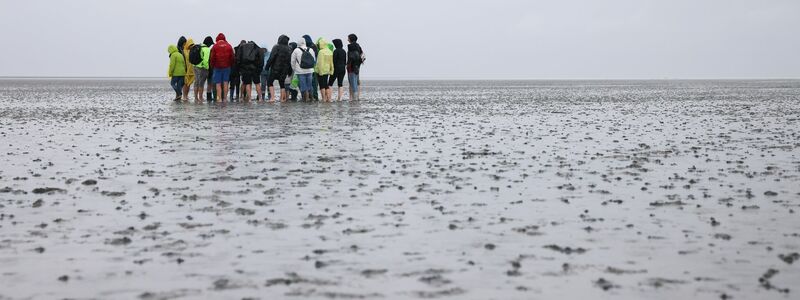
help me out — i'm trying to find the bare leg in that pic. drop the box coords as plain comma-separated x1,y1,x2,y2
222,82,230,101
269,86,276,102
182,85,190,101
255,84,262,101
216,84,222,103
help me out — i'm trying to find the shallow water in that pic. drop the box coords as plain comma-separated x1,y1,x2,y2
0,79,799,299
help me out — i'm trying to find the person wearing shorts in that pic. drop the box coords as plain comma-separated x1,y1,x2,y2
209,33,235,102
265,35,292,102
314,38,334,102
212,67,231,85
193,36,212,102
237,41,264,101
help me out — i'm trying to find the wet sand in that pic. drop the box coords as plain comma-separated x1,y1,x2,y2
0,79,798,299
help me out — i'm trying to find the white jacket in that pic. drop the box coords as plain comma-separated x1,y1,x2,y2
291,46,316,75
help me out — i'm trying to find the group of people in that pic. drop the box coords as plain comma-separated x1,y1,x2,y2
167,33,365,103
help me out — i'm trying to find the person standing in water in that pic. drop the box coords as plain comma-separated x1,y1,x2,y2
315,38,334,102
260,46,270,101
229,40,245,101
346,34,365,101
181,38,195,101
209,33,235,102
302,35,320,101
329,39,347,101
292,38,316,101
237,41,264,101
167,44,186,101
286,42,299,101
191,36,212,102
265,35,292,102
200,37,215,101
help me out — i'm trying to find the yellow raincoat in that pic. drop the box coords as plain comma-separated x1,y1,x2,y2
182,38,196,86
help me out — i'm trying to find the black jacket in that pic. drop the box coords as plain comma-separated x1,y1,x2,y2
237,42,264,74
333,49,346,73
267,35,292,74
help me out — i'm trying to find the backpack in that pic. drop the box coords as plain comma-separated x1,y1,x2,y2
241,43,258,65
189,44,203,65
348,48,362,66
300,48,316,69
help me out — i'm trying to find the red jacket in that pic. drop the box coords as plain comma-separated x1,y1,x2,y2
209,33,235,69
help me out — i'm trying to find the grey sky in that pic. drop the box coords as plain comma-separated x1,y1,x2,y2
1,0,798,79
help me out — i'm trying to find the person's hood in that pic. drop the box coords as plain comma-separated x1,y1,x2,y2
297,39,306,49
203,36,214,47
184,38,194,52
278,35,289,46
216,33,226,42
303,35,314,47
168,44,179,55
177,36,186,51
317,38,329,51
332,39,343,49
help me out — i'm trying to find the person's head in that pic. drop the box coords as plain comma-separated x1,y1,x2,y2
332,39,343,49
184,38,194,51
347,34,357,44
216,33,226,42
289,42,297,50
177,36,187,50
168,44,179,55
260,48,267,55
203,36,213,47
297,38,306,48
317,38,328,50
302,35,314,46
239,40,246,46
278,35,289,46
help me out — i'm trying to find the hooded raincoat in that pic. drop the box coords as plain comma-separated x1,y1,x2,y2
210,33,235,69
314,38,334,76
291,39,316,75
182,38,195,85
266,35,292,76
167,45,186,77
332,39,347,75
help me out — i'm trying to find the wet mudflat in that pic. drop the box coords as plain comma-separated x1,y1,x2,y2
0,79,799,299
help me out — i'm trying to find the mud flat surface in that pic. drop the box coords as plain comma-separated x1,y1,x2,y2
0,79,799,299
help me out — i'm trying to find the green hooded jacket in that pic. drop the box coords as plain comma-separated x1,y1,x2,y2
167,45,186,77
196,44,211,70
314,38,334,76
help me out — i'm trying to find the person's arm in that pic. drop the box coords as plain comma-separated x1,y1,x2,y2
266,47,277,69
209,48,215,69
168,54,175,77
325,53,333,75
229,47,236,68
291,49,298,72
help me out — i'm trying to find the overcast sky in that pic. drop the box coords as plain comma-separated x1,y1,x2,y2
1,0,798,79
